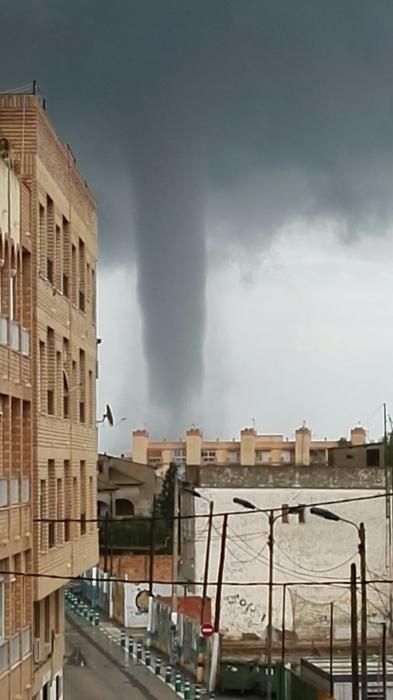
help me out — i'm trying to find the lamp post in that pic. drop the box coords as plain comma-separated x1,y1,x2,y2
182,486,214,684
182,486,214,625
311,507,367,700
233,498,303,700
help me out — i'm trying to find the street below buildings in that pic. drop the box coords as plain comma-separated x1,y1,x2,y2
64,616,177,700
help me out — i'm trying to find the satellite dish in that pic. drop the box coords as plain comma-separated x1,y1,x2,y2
105,403,114,427
96,403,114,426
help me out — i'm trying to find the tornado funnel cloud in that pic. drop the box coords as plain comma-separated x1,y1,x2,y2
132,139,206,434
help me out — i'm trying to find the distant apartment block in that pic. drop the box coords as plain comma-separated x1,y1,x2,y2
0,89,98,700
132,425,368,472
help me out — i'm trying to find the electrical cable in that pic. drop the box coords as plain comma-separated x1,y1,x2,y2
1,569,393,587
35,489,393,524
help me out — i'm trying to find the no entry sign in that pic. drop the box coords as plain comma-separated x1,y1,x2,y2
201,623,214,638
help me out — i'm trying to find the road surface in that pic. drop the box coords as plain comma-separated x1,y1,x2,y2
64,616,176,700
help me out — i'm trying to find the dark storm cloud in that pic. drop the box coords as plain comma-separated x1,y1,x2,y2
2,1,393,431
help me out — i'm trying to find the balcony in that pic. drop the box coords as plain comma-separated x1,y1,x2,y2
21,327,29,356
0,480,7,508
0,316,7,346
0,639,8,675
21,626,31,658
9,632,20,667
8,321,20,352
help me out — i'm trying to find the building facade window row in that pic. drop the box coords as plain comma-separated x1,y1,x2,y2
38,196,96,323
38,328,95,425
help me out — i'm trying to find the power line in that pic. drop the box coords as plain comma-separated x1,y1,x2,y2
1,568,393,588
35,490,393,524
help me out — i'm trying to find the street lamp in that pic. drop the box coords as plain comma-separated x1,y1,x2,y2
182,486,214,624
183,486,215,684
233,498,303,700
311,507,368,700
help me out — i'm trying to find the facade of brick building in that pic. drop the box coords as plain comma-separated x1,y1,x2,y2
0,91,98,699
0,133,34,700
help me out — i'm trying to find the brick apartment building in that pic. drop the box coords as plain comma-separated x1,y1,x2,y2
0,89,98,699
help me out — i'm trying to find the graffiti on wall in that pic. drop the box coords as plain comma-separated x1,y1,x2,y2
223,592,265,632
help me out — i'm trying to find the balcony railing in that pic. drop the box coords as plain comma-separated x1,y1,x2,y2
21,478,29,504
10,479,19,505
9,633,20,667
0,639,8,675
9,321,19,352
0,479,7,508
0,316,7,346
21,626,31,658
21,327,29,357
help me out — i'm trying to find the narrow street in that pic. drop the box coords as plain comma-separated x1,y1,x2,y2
64,616,176,700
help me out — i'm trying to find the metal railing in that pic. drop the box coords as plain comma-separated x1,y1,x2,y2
21,327,29,357
0,316,7,346
21,478,29,504
21,627,31,658
9,633,20,666
10,479,19,505
8,321,19,352
0,639,9,674
0,480,7,508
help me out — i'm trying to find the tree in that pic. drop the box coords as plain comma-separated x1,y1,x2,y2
155,463,176,551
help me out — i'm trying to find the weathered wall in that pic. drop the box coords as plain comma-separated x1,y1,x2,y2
98,553,172,582
190,485,389,641
189,464,385,490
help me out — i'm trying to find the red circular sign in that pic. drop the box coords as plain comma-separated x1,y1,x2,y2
201,623,214,638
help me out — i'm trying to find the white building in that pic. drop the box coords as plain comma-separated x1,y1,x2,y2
187,458,389,644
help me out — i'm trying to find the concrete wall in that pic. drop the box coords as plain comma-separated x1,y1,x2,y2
190,484,389,641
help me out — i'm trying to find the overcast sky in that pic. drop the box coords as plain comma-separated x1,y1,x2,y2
1,2,393,450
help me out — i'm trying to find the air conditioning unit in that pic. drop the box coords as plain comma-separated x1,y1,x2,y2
33,638,41,664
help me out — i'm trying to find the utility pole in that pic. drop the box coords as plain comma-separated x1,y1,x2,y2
281,584,286,662
359,522,368,700
149,496,157,597
214,513,228,633
103,511,109,573
201,500,214,626
171,465,179,617
266,509,274,700
381,622,387,700
350,563,359,700
329,602,334,699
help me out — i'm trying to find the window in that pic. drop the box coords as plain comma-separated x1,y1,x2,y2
256,450,272,464
48,461,56,548
88,370,93,424
55,590,60,634
39,203,46,274
281,450,291,464
79,349,85,423
78,238,85,312
367,448,380,467
71,244,77,305
80,461,86,534
202,450,216,463
91,267,96,323
55,225,62,290
44,596,50,643
40,480,47,551
9,268,16,321
47,328,55,416
33,601,40,639
46,196,54,285
39,340,46,412
0,570,4,639
173,449,186,464
228,451,240,463
62,217,70,298
115,499,134,516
